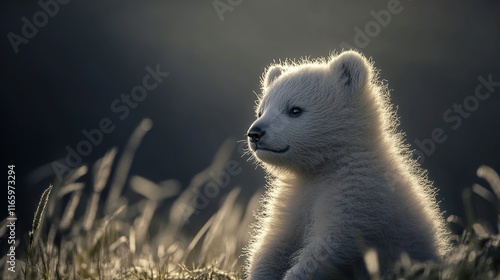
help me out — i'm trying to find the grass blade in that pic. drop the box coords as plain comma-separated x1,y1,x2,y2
29,184,53,245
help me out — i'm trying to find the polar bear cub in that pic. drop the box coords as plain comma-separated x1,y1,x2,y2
245,50,450,279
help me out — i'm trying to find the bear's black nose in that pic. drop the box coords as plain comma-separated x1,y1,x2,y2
247,127,265,143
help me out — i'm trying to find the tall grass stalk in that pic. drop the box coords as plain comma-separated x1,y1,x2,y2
25,184,53,279
105,119,152,215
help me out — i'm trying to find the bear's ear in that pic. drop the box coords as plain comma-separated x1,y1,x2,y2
263,65,285,88
329,50,371,94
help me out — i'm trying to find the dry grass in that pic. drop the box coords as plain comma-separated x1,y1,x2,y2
1,119,499,279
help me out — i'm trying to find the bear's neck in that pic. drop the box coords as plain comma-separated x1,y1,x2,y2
293,135,393,181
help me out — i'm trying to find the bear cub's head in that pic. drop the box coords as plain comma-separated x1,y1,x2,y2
247,50,380,174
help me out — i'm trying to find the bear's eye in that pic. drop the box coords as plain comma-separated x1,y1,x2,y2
257,111,262,118
288,107,303,118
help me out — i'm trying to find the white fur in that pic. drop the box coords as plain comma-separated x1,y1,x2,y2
245,50,450,279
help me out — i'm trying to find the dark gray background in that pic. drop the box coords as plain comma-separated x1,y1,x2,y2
1,1,500,239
